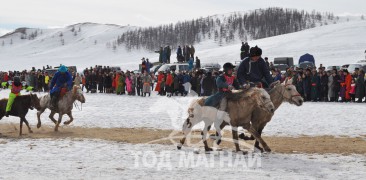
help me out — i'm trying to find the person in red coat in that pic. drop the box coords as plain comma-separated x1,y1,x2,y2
155,71,164,94
344,69,352,101
165,71,173,97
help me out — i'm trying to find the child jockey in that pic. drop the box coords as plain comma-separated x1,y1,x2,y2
204,62,240,111
5,77,22,117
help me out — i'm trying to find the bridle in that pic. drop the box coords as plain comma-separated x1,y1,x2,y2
275,84,301,102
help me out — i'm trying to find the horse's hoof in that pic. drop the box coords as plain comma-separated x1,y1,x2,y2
37,124,41,129
264,147,272,153
64,122,69,125
29,130,33,134
239,133,254,140
241,151,248,155
205,147,213,152
177,146,182,150
255,146,264,153
216,139,222,145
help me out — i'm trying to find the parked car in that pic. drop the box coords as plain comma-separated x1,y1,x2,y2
341,64,350,70
299,61,315,69
326,66,341,72
274,57,294,67
155,62,194,75
273,64,289,73
347,63,366,73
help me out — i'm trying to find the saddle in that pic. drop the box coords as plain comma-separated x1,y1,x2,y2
60,88,67,98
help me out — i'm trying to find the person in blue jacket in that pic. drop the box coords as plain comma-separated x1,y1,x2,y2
49,65,73,109
204,63,240,110
237,46,273,88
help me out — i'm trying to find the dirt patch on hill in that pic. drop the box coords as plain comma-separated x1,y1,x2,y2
0,123,365,155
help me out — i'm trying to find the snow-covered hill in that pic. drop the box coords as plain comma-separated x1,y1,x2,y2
0,18,365,71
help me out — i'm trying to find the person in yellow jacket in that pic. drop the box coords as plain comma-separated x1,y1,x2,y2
44,72,50,92
5,77,22,117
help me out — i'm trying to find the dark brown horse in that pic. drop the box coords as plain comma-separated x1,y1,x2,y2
0,94,41,135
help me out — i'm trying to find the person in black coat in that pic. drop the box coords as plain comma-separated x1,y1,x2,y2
104,73,112,93
195,57,201,70
319,71,329,102
332,70,341,102
356,70,365,102
97,73,104,93
237,46,273,88
201,71,215,96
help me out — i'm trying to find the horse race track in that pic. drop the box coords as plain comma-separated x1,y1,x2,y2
0,91,365,179
1,124,365,155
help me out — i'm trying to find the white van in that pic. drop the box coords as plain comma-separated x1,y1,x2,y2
155,63,193,75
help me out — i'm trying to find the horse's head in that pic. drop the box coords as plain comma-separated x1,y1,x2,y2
72,85,86,103
29,93,41,110
252,88,275,114
275,84,303,106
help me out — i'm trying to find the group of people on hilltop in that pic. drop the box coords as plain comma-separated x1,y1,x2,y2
177,45,195,63
155,46,172,64
240,42,250,60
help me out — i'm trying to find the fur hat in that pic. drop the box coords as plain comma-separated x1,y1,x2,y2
249,46,262,57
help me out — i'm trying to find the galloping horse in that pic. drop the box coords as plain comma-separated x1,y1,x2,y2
37,85,85,131
217,83,304,152
0,94,41,135
178,88,275,152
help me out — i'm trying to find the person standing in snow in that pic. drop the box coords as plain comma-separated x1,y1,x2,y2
142,71,152,97
355,69,365,102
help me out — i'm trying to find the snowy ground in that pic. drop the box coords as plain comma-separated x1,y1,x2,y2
0,89,365,137
0,138,365,179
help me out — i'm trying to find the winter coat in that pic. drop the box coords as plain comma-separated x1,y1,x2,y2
344,74,352,100
356,75,365,99
310,75,320,100
338,75,346,98
142,75,152,93
188,58,194,71
320,75,328,96
328,75,335,98
104,75,112,88
201,75,215,96
237,57,273,87
125,76,132,93
50,71,73,94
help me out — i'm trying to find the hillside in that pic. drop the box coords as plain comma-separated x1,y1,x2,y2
0,13,365,71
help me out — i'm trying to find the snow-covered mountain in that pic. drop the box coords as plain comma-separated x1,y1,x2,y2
0,15,365,72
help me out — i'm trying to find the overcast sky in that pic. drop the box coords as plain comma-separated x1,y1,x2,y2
0,0,365,35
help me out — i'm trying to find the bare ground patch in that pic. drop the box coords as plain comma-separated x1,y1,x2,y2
0,123,365,155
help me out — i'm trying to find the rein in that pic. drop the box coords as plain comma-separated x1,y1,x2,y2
275,84,301,101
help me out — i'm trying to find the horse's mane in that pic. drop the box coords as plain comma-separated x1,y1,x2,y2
226,87,259,101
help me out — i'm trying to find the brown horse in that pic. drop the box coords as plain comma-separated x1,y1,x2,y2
0,94,41,135
217,84,304,152
178,88,275,152
37,85,85,131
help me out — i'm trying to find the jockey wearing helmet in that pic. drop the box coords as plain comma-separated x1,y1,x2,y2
4,76,22,117
204,62,240,111
49,65,73,110
237,46,273,89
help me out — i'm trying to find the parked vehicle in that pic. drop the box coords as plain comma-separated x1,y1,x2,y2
347,63,366,73
274,57,294,67
200,63,221,72
273,64,289,73
155,62,194,75
326,66,341,72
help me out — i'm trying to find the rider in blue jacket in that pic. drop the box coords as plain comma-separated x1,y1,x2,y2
49,65,73,109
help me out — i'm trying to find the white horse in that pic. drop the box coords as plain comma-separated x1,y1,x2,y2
37,85,85,131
